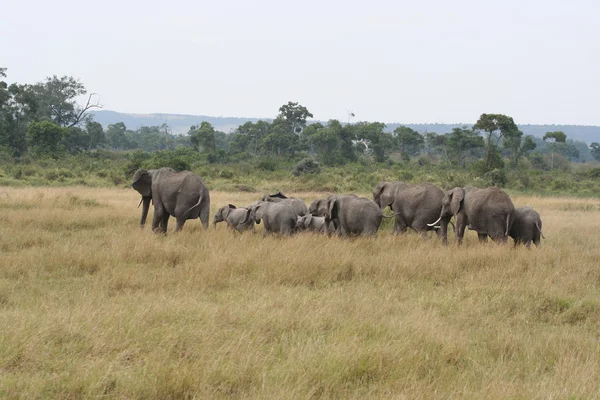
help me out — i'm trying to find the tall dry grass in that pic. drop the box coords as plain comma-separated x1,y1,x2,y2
1,186,600,399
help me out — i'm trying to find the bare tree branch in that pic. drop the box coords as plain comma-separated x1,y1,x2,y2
67,93,103,128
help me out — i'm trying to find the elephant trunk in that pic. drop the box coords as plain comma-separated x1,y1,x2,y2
140,196,151,228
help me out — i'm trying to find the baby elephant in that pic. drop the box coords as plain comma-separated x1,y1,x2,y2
509,206,544,248
213,204,254,233
297,214,326,233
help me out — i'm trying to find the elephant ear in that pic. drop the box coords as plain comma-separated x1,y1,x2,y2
253,204,263,224
450,188,465,215
326,198,338,221
228,204,237,209
132,169,152,197
373,182,386,208
222,206,232,219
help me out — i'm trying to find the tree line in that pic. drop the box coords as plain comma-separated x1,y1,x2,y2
1,70,599,173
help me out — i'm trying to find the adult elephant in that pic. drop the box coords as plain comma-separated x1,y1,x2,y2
132,168,210,233
324,196,385,237
309,194,357,233
428,186,514,245
373,181,448,235
249,201,297,235
261,192,308,216
509,206,544,248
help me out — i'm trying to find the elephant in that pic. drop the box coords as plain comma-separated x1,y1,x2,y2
249,200,297,235
324,196,386,237
509,206,544,248
308,194,357,233
132,167,210,233
296,214,326,233
373,181,449,235
213,204,254,233
261,191,308,216
428,186,514,245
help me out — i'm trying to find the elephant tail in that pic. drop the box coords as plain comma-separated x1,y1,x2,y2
183,194,204,219
535,221,546,239
505,211,513,237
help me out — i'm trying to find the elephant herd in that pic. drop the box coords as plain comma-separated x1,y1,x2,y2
132,167,544,248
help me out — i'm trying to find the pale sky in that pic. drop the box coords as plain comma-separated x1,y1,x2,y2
2,0,599,125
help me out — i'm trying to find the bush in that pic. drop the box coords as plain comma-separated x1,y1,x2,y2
589,167,600,179
257,158,279,172
293,158,321,176
484,168,507,187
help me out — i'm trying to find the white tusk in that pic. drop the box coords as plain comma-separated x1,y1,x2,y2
427,217,441,227
137,198,143,208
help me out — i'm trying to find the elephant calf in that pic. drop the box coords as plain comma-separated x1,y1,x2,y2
509,206,544,248
213,204,254,233
296,214,326,233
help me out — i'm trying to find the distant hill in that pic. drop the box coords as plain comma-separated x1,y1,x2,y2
92,110,599,144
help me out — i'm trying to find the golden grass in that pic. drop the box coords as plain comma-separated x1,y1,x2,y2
1,186,600,399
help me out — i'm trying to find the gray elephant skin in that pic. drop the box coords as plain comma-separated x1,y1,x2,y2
324,196,385,237
296,214,326,232
373,181,448,235
261,192,308,216
509,206,544,248
429,186,514,245
309,194,357,233
213,204,254,233
250,201,297,235
132,167,210,233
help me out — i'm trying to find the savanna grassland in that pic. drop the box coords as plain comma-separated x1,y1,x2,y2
1,187,600,399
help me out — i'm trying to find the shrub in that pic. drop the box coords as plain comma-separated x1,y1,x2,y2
257,158,278,172
484,168,507,187
293,158,321,176
218,169,235,179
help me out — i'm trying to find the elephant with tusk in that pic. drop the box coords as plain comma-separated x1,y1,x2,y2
373,181,450,237
428,186,514,245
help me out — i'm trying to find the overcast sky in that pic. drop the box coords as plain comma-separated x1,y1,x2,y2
2,0,599,125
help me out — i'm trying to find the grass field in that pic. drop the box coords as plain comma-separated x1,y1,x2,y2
1,186,600,399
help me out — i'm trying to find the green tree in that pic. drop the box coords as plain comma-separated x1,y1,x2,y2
473,113,518,171
230,120,270,155
262,117,299,156
503,130,536,167
353,122,392,163
27,121,67,157
393,126,424,161
85,121,105,149
31,75,101,127
543,131,567,170
590,142,600,161
190,122,217,153
277,101,313,135
106,122,135,149
445,127,485,167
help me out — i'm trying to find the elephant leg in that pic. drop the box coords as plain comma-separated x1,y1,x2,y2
478,233,488,243
175,218,186,232
394,217,408,235
455,215,467,245
160,213,170,233
199,202,210,230
152,205,164,233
